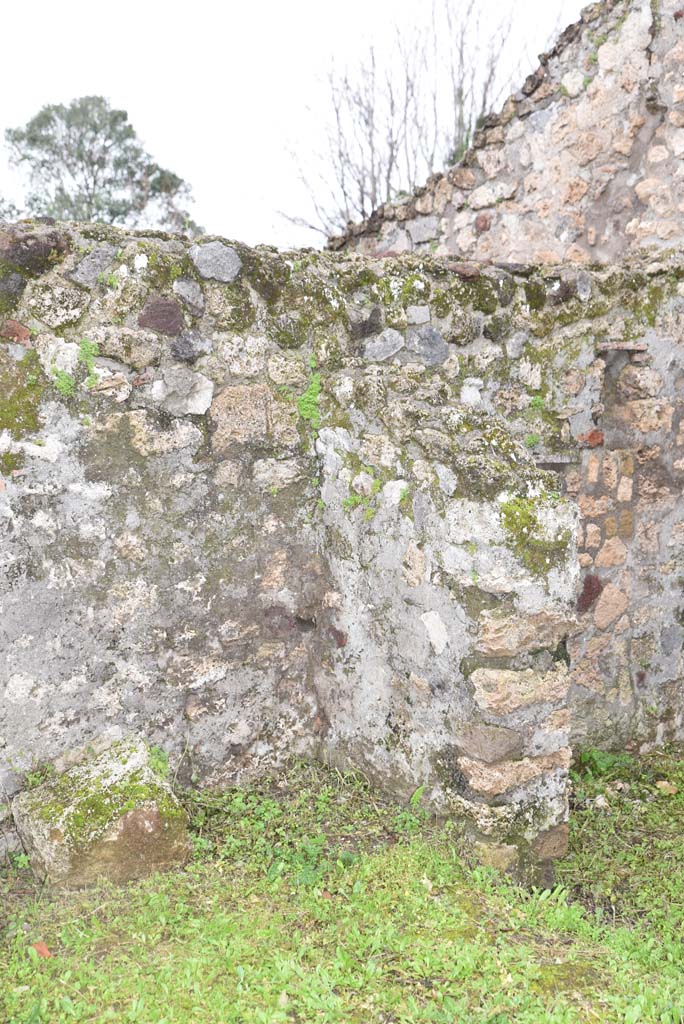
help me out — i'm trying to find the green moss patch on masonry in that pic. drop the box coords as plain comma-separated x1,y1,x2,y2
0,347,45,472
140,247,195,292
499,492,571,576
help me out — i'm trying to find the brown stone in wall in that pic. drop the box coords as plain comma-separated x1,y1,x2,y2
617,365,663,400
594,537,628,567
209,384,299,452
455,724,523,764
593,583,629,630
475,610,578,657
447,167,477,189
618,400,673,433
471,666,570,716
584,524,601,550
0,318,31,345
618,510,635,539
619,452,634,476
579,494,612,517
475,212,492,234
532,823,569,859
138,295,184,336
602,453,619,491
617,476,633,502
457,749,571,799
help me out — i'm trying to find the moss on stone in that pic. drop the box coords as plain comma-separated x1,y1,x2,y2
0,348,45,441
523,279,547,311
492,272,517,308
268,262,350,350
448,582,503,620
235,245,291,307
79,224,127,245
271,312,310,349
431,287,453,320
631,281,667,327
296,371,322,432
373,270,432,310
483,312,512,342
336,263,381,295
29,743,184,852
143,248,195,292
499,493,570,576
467,277,499,314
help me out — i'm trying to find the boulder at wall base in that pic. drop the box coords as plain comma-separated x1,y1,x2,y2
11,739,190,888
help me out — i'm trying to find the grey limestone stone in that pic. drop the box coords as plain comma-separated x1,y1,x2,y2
363,327,405,362
68,244,117,289
149,365,214,416
173,277,205,314
405,325,449,365
189,241,242,282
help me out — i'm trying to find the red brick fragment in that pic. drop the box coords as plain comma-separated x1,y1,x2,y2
578,429,604,448
0,318,31,345
577,573,603,614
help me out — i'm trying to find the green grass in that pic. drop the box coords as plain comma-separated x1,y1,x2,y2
558,747,684,939
2,756,684,1023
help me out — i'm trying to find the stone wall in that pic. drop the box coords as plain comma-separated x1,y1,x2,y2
569,268,684,749
1,220,683,869
331,0,684,266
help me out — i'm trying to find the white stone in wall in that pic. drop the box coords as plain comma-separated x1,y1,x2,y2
421,610,449,655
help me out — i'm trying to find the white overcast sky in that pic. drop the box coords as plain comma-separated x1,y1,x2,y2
0,0,584,248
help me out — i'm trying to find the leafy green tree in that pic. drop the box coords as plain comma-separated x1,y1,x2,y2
5,96,199,232
0,195,20,220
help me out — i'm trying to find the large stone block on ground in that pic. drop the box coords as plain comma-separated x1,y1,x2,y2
12,740,190,887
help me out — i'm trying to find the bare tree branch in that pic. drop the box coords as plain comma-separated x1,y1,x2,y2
287,0,517,238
